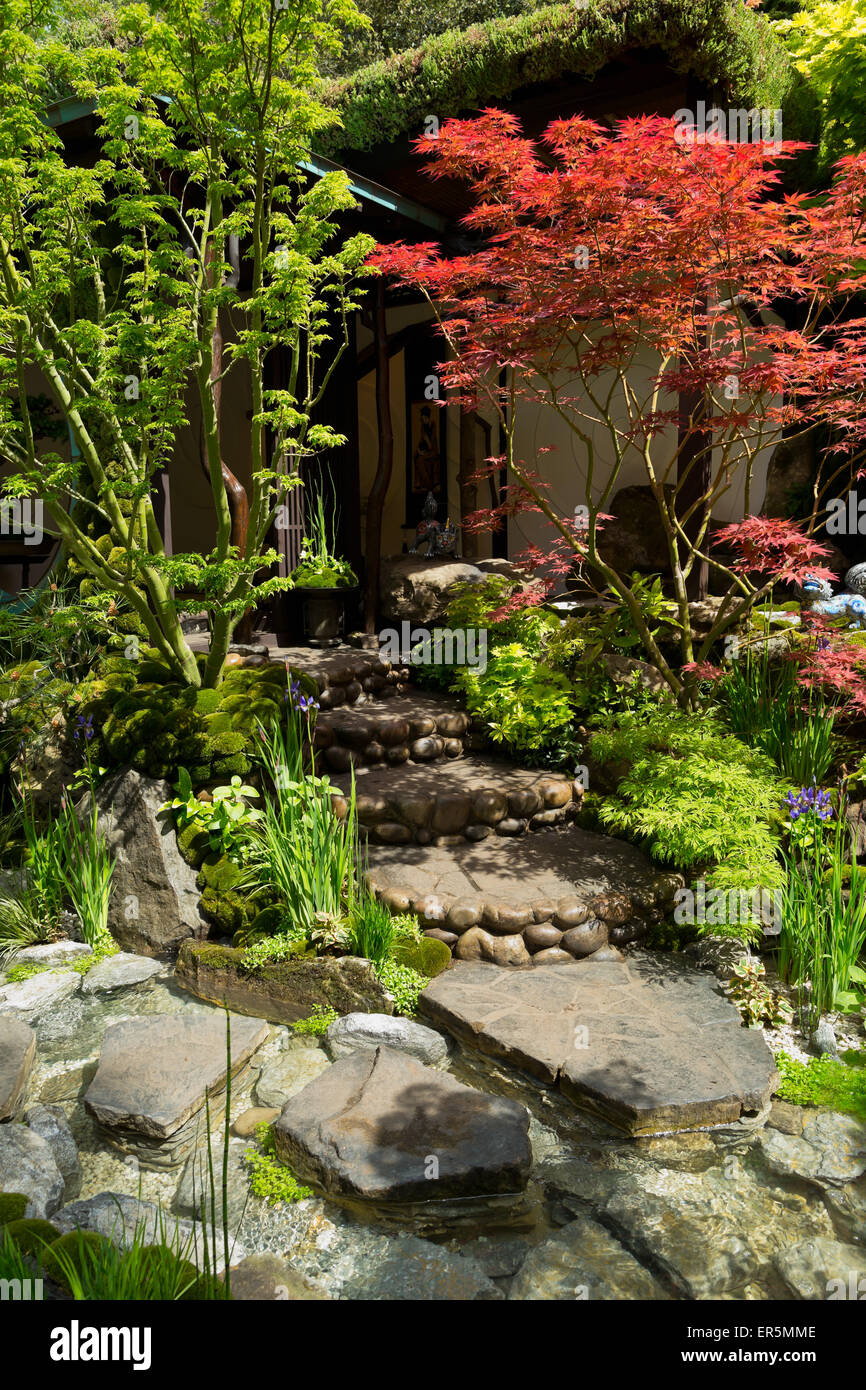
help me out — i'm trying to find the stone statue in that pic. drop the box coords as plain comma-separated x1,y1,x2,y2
409,492,458,558
801,566,866,628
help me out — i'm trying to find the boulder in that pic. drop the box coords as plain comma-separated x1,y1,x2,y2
758,1111,866,1187
774,1237,866,1301
24,1104,81,1197
0,1123,64,1218
0,1017,36,1120
81,952,164,995
175,941,392,1025
254,1047,332,1109
324,1013,450,1070
85,1013,268,1167
274,1045,532,1205
379,556,486,625
77,768,207,956
54,1191,243,1273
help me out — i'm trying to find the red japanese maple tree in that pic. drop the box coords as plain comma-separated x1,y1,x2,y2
370,110,866,701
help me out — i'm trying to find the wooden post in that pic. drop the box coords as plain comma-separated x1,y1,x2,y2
458,409,478,559
363,280,394,634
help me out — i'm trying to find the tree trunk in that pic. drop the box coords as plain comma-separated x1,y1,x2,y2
363,280,393,634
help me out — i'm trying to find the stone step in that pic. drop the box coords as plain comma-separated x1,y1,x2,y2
185,636,404,705
84,1013,269,1169
419,954,779,1137
314,690,473,772
273,1044,532,1225
364,822,680,965
332,755,579,847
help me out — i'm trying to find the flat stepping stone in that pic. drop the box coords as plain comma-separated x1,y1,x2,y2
254,1046,332,1109
85,1013,268,1167
419,954,778,1136
0,969,80,1022
14,941,92,969
324,1013,450,1069
0,1016,36,1119
81,952,164,994
274,1044,532,1205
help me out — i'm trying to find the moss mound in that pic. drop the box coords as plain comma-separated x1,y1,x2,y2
0,1193,29,1225
41,1230,113,1291
392,936,452,978
74,658,316,787
3,1217,61,1256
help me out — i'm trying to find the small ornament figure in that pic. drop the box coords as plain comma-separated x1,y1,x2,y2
801,570,866,628
409,492,458,557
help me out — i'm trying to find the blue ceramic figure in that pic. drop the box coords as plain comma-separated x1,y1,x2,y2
801,565,866,628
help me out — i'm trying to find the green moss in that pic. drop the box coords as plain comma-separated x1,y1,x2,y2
0,1193,29,1225
42,1230,114,1292
176,822,212,868
197,855,256,934
232,904,286,948
4,1218,60,1256
391,937,451,978
195,689,221,715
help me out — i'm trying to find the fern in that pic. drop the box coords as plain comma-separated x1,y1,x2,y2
589,710,786,892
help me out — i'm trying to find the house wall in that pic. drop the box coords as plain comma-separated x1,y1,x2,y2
355,309,779,571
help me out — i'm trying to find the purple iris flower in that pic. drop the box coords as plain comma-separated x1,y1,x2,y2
784,784,834,822
72,713,94,744
284,680,319,714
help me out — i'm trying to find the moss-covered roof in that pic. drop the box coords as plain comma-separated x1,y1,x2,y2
319,0,817,156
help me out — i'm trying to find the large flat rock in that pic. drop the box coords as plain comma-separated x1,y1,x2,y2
85,1013,268,1165
0,1016,36,1119
419,953,778,1136
274,1045,532,1205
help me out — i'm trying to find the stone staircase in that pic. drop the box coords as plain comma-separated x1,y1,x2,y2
314,690,473,773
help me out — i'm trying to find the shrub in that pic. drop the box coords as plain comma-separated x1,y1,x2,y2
724,957,793,1029
455,642,574,755
589,710,786,895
